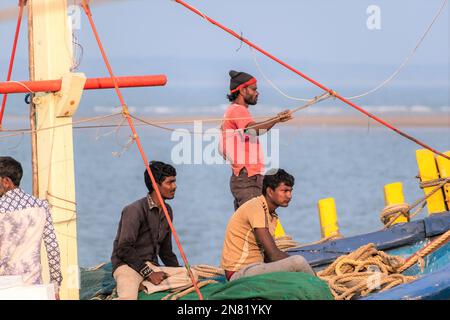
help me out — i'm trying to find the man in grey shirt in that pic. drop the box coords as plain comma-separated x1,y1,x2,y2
111,161,179,300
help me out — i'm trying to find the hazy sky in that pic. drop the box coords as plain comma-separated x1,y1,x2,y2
0,0,448,89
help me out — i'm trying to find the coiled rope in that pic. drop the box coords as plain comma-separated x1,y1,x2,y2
317,243,415,300
380,177,450,228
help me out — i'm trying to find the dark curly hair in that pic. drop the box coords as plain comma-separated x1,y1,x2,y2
144,161,177,193
226,91,240,102
262,169,294,196
0,156,23,187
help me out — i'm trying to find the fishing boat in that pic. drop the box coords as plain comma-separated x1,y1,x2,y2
0,0,449,300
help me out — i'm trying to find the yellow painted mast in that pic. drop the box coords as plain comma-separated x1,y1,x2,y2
28,0,81,300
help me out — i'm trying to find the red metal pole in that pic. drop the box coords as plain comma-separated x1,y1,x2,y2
0,0,25,127
0,75,167,94
173,0,450,161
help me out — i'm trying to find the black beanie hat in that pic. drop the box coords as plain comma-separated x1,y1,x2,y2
229,70,256,93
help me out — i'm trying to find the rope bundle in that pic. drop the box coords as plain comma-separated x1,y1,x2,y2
275,234,343,251
380,177,449,228
191,264,225,279
317,243,416,300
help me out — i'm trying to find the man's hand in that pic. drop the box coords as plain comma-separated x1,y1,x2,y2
277,110,293,123
147,271,168,285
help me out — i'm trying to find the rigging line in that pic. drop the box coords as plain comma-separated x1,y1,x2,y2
173,0,450,161
345,0,448,100
0,112,122,140
250,47,310,102
130,114,221,135
4,130,24,151
80,0,203,300
96,116,126,141
240,92,330,133
0,0,25,127
248,0,448,101
3,81,35,93
0,98,324,138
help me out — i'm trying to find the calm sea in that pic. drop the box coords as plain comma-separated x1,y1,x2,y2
1,116,449,268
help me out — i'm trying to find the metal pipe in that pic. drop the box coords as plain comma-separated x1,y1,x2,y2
0,74,167,94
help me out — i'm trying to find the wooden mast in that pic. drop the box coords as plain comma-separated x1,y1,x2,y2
27,0,79,300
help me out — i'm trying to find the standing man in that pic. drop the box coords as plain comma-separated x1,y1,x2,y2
220,70,292,210
111,161,184,300
0,156,62,297
221,169,315,281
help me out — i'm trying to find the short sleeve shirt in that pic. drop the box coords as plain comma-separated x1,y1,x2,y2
220,103,265,177
220,195,278,271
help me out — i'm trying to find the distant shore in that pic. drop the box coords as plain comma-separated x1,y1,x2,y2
2,114,449,129
283,114,450,127
137,114,450,128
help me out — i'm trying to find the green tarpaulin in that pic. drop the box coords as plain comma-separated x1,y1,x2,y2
80,264,333,300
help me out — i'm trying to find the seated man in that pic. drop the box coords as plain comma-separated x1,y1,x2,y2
111,161,197,300
221,169,315,281
0,156,62,298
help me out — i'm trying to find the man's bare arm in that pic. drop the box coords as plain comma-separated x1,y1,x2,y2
245,110,292,136
254,227,289,262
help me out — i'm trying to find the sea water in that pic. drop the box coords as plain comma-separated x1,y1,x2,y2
1,118,449,268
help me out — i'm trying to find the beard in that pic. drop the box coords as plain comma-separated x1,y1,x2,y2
244,95,257,105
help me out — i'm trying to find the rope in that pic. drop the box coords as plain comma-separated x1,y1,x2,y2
0,0,25,127
191,264,225,278
247,1,448,101
317,243,416,300
0,112,121,140
275,233,343,251
172,0,450,161
239,92,331,134
397,230,450,273
381,178,449,228
420,177,450,189
80,0,203,300
345,0,448,100
161,280,218,300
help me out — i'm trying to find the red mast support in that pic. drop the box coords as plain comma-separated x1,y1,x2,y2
0,75,167,94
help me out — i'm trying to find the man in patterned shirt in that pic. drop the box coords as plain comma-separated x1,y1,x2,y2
0,156,62,297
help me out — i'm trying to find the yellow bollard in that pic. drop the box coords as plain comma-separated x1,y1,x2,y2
383,182,408,224
317,198,340,238
436,151,450,211
416,149,446,215
274,220,286,238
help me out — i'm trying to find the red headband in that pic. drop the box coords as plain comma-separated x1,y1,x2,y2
230,78,257,93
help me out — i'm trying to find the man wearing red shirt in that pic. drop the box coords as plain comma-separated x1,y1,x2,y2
220,70,292,210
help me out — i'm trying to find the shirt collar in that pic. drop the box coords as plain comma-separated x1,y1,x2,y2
146,193,159,210
1,187,23,200
259,195,278,218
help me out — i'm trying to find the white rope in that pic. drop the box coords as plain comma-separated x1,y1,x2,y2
250,47,310,102
344,0,448,99
250,0,448,101
7,81,34,93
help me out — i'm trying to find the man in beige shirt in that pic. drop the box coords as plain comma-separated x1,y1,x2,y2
221,169,314,281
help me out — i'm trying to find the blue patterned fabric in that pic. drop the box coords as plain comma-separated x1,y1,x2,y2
0,188,63,285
